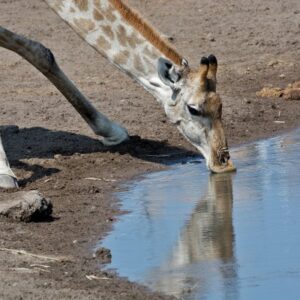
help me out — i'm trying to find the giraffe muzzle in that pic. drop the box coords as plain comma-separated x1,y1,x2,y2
210,147,236,173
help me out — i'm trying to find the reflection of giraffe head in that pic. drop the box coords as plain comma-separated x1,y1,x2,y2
158,55,235,173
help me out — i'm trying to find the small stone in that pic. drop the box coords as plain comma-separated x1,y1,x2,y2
167,36,175,42
0,190,52,222
256,87,283,98
207,33,215,42
89,206,96,213
161,34,175,42
94,247,112,264
279,74,285,78
267,60,279,67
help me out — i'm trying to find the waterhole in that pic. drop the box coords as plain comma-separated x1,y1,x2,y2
100,129,300,300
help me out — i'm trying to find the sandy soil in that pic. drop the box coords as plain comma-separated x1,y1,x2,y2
0,0,300,298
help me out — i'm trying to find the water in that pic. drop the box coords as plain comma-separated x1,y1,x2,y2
100,129,300,300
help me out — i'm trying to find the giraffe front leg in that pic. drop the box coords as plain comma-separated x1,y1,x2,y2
0,134,18,189
0,26,129,146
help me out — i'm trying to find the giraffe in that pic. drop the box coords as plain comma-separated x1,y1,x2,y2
0,0,235,188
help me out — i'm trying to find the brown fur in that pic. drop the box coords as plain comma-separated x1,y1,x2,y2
109,0,183,65
52,1,64,12
113,50,129,65
73,17,96,33
96,35,111,51
103,25,114,39
116,24,127,47
198,63,209,91
207,62,217,92
133,54,145,73
105,3,117,22
93,8,104,20
74,0,89,11
127,32,143,49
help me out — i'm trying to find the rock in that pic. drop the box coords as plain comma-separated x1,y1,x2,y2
0,190,52,222
283,81,300,100
283,88,300,100
257,81,300,100
207,33,215,42
256,87,283,98
93,247,112,264
271,104,277,109
267,60,279,67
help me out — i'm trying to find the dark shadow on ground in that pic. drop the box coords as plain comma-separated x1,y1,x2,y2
2,125,200,165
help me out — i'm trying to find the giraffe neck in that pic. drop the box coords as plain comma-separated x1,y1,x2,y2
45,0,183,102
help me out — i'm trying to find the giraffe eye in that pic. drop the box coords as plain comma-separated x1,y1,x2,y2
187,105,202,116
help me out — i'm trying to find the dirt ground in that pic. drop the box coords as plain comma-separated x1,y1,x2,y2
0,0,300,299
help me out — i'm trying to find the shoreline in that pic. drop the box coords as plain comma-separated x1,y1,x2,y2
1,0,299,298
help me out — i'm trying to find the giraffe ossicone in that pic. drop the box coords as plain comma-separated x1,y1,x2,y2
0,0,235,188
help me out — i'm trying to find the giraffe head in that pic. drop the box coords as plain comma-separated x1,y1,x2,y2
158,55,235,173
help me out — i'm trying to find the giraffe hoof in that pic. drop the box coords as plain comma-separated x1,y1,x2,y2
102,134,129,146
0,175,19,189
101,127,129,146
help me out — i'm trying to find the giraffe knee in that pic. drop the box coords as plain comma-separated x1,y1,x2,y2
31,42,57,74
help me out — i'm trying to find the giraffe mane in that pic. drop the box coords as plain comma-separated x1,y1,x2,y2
110,0,183,66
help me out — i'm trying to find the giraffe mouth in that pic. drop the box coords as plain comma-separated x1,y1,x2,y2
210,159,236,173
210,148,236,173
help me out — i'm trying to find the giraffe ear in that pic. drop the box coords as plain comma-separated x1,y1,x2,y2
157,57,181,88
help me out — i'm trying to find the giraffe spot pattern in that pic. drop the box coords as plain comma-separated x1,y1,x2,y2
94,0,101,10
52,0,64,13
144,45,159,60
127,32,143,49
74,0,89,11
105,4,117,22
102,25,114,40
116,24,127,47
93,8,104,21
96,35,111,51
48,0,167,81
134,54,145,74
73,17,96,33
113,50,129,66
143,56,156,73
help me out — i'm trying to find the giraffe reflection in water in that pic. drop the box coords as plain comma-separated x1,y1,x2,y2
147,174,237,299
103,129,300,299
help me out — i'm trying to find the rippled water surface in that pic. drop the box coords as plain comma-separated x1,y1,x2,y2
101,129,300,300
